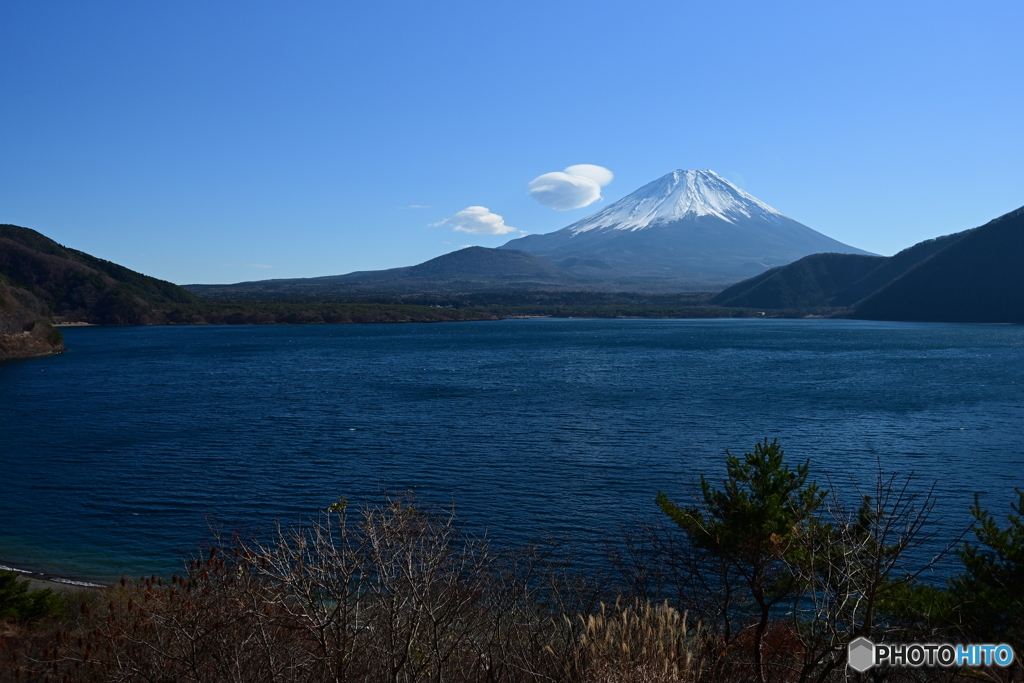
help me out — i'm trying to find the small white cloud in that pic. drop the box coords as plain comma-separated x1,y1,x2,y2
431,206,517,234
528,164,613,210
460,244,473,248
408,204,431,208
246,264,273,268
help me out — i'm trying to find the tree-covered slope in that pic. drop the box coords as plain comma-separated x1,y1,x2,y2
708,253,885,309
853,206,1024,323
401,247,572,280
828,230,968,307
710,205,1024,323
0,224,200,324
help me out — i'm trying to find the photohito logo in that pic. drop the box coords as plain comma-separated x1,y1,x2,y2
848,637,1015,672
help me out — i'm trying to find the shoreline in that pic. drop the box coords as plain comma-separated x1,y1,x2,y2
0,562,109,594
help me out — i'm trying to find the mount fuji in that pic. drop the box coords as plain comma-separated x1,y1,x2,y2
500,170,872,287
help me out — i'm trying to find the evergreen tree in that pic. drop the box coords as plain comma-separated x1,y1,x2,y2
0,570,64,624
952,489,1024,646
656,439,824,683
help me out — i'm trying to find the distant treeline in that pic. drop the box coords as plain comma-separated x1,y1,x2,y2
461,304,761,319
158,298,774,325
154,301,500,325
193,290,717,307
406,291,744,320
168,290,773,324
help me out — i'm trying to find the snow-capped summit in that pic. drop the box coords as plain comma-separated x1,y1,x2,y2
568,170,787,234
500,169,872,288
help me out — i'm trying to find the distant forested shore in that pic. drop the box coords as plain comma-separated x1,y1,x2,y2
4,208,1024,362
104,291,783,326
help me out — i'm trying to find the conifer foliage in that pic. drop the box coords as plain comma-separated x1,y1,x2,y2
656,439,824,683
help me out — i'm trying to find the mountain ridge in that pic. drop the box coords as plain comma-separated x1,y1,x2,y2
853,205,1024,322
186,247,583,297
711,205,1024,323
0,224,200,325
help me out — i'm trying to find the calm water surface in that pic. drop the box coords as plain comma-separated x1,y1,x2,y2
1,319,1022,581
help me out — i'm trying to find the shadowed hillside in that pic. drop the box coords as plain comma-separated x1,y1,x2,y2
711,205,1024,323
0,224,200,324
0,225,506,333
709,253,885,309
854,206,1024,323
828,231,967,307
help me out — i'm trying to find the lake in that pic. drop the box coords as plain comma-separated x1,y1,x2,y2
1,319,1022,582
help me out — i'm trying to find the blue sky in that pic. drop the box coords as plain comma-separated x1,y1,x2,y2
2,0,1022,285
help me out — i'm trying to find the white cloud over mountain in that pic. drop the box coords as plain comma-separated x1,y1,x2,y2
564,164,614,187
431,206,517,234
528,164,614,210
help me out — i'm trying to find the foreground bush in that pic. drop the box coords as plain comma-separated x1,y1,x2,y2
621,441,1024,683
4,448,1023,682
1,495,708,683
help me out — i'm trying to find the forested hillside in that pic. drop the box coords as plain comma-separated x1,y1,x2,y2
711,205,1024,323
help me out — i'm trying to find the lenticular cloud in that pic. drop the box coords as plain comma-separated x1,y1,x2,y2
431,206,517,234
528,164,613,210
564,164,614,187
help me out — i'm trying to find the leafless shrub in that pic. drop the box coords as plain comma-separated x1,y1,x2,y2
3,480,973,683
7,494,622,683
786,470,964,683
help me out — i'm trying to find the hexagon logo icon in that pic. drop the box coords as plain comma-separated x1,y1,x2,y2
848,637,875,672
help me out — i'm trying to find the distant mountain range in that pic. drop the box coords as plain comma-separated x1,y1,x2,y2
500,170,872,286
711,206,1024,323
193,170,870,297
0,226,500,341
3,183,1023,331
187,247,581,298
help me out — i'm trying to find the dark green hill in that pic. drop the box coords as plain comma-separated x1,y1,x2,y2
0,224,200,324
828,231,967,307
711,206,1024,323
853,206,1024,323
0,228,527,330
709,253,885,309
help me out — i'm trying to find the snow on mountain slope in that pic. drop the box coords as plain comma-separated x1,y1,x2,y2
566,170,788,234
499,169,872,288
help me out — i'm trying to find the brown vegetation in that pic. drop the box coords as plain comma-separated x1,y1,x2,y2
2,468,1022,682
0,314,64,361
0,495,706,683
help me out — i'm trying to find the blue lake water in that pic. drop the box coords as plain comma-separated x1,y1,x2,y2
1,319,1023,583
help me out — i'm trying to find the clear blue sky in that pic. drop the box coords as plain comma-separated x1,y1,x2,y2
2,0,1022,285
